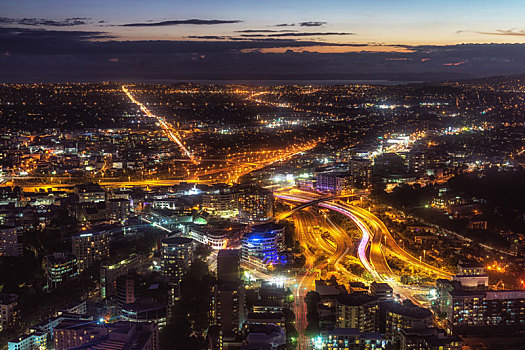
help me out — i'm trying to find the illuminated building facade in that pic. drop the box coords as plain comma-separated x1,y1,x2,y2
383,302,433,339
435,279,525,335
316,172,351,195
241,224,285,271
53,320,159,350
336,294,379,333
349,158,372,189
100,254,143,299
45,252,78,291
315,328,389,350
212,283,245,341
74,183,105,203
237,187,273,222
71,230,110,273
0,294,18,332
107,198,131,222
160,236,193,308
7,332,47,350
0,225,23,257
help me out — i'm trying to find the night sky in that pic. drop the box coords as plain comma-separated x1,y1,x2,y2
2,0,525,82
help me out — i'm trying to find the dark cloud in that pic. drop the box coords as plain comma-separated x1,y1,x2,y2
187,35,229,40
235,29,297,33
276,23,295,27
0,27,113,40
120,19,242,27
0,17,91,27
1,27,525,82
458,29,525,37
299,21,326,27
239,32,354,38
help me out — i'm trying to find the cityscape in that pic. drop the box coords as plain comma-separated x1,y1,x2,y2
1,1,525,350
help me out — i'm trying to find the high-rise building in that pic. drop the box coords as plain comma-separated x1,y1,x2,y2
383,301,433,338
106,198,132,222
0,225,23,257
160,236,193,306
435,279,525,335
399,327,462,350
241,224,285,271
212,283,246,342
45,252,78,291
316,172,351,195
336,294,379,332
116,272,143,308
100,254,143,299
349,158,372,189
217,249,241,284
237,186,273,222
202,186,239,217
0,294,18,332
71,230,110,273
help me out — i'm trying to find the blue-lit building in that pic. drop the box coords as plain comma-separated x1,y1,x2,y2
241,223,285,271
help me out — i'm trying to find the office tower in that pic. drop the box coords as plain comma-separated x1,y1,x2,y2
71,230,110,273
45,252,78,291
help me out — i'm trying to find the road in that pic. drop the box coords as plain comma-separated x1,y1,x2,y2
291,208,363,349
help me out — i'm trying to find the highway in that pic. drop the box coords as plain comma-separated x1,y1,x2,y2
291,208,364,349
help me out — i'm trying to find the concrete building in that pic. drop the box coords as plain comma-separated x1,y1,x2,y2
370,282,394,301
7,332,47,350
45,252,78,291
435,279,525,335
74,183,105,203
212,283,246,342
316,172,351,195
71,230,110,273
217,249,241,284
383,301,433,338
237,186,273,223
107,198,132,222
100,254,143,299
160,236,193,306
0,294,18,332
349,158,372,189
0,225,23,257
399,328,462,350
53,320,159,350
336,294,379,333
